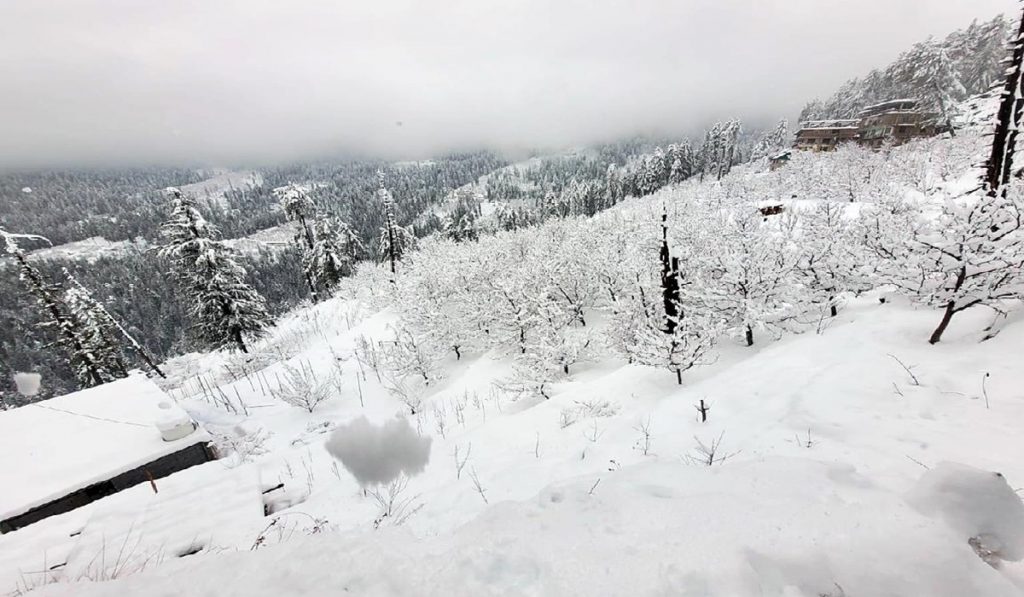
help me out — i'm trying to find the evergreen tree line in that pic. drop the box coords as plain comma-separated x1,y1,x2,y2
433,120,788,239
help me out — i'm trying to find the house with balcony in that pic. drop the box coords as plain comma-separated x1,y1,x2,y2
856,98,940,148
793,120,860,151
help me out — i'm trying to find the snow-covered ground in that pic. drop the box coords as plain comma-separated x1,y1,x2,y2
26,237,143,263
177,170,263,207
3,289,1023,596
223,221,299,256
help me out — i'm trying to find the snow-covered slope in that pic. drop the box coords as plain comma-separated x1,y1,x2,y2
5,290,1023,596
176,170,263,208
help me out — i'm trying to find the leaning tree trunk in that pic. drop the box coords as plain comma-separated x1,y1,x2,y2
929,302,957,345
928,266,966,344
15,252,105,386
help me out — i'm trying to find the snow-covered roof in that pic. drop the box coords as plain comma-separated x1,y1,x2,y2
858,98,921,117
797,119,859,130
0,375,210,521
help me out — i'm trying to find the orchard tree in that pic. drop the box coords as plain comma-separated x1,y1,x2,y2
697,207,802,346
797,201,866,318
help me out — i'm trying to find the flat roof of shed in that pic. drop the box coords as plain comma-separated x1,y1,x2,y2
0,375,209,521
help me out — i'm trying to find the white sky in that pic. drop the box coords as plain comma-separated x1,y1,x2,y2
0,0,1013,168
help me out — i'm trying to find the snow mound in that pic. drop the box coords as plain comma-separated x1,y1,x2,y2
908,461,1024,564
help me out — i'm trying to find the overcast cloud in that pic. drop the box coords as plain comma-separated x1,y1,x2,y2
0,0,1012,168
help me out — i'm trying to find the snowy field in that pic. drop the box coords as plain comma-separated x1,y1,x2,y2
2,290,1022,596
25,237,141,263
176,170,263,208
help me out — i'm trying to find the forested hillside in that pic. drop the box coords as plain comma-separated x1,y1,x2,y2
800,14,1009,121
1,121,776,401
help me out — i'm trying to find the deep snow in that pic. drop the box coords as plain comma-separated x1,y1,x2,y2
3,289,1022,596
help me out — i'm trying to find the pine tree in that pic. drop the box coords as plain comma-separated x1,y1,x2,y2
752,119,790,161
2,230,110,387
62,268,166,378
305,215,353,296
62,273,130,379
274,183,320,302
377,171,415,276
158,190,272,353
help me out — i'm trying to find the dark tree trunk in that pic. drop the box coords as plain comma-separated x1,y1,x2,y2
659,210,682,334
745,325,754,347
387,225,397,275
135,347,167,378
297,214,314,250
453,345,461,360
676,368,682,385
984,11,1024,195
929,266,966,344
232,328,248,353
304,270,319,303
929,302,957,345
830,303,838,318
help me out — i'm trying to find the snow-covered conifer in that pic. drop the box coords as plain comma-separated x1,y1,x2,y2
62,268,166,378
62,272,129,379
158,190,272,353
306,216,354,296
613,208,717,384
1,230,111,387
377,171,416,275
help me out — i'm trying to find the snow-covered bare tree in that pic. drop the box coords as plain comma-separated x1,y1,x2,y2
882,14,1024,344
796,202,866,318
696,207,803,346
159,190,272,353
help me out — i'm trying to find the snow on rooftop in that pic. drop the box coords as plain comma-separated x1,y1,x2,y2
797,119,859,130
0,375,209,521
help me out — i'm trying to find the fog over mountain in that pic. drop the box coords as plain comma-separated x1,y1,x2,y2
0,0,1011,167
